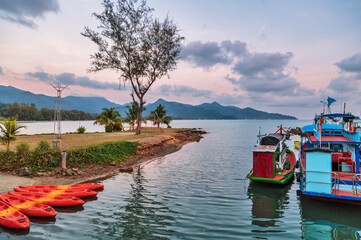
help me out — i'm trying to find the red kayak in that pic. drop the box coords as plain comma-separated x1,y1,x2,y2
8,191,84,207
19,183,104,190
0,201,29,229
0,193,57,217
14,188,98,198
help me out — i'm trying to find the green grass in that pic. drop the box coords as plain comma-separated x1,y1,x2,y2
0,141,139,173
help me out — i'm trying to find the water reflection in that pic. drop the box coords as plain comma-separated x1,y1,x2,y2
247,180,292,232
299,196,361,239
90,169,176,239
53,205,85,213
28,216,56,225
0,226,29,236
121,168,175,239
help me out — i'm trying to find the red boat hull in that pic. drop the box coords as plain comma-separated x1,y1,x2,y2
0,193,57,217
0,201,29,229
19,183,104,190
8,191,84,207
14,188,98,198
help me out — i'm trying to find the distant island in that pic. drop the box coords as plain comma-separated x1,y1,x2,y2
0,85,296,120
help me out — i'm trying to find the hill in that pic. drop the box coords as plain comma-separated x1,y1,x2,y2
0,85,296,120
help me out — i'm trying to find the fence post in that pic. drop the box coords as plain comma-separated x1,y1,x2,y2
61,151,67,169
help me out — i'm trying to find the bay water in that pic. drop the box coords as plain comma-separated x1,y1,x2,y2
1,120,361,239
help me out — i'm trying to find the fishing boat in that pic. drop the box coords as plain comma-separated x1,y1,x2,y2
299,98,361,204
247,125,296,184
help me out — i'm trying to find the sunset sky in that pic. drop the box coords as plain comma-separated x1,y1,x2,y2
0,0,360,118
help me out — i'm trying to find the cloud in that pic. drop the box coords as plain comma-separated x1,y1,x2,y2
180,41,231,68
0,66,3,75
26,71,124,90
335,53,361,73
0,0,59,28
232,52,293,76
328,75,361,93
156,84,212,98
180,40,249,69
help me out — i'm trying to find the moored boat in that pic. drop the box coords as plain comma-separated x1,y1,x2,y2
14,188,98,198
8,191,85,206
299,109,361,204
0,201,29,229
247,125,296,184
19,183,104,191
0,193,57,217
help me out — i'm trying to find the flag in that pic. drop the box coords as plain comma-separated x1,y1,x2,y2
327,96,336,106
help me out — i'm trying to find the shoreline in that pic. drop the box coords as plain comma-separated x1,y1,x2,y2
0,129,205,190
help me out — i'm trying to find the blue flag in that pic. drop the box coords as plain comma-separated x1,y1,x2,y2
327,97,336,106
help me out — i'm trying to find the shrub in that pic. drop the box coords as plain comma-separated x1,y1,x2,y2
77,126,86,134
0,141,139,173
15,142,30,156
34,140,51,152
105,124,113,132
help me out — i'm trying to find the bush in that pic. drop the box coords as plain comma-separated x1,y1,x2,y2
105,124,113,132
15,142,30,156
77,126,86,134
0,141,139,173
34,140,51,152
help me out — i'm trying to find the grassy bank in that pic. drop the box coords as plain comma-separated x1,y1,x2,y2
0,141,139,173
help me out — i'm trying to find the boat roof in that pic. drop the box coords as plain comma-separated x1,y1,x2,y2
315,113,355,121
260,133,284,146
309,135,359,144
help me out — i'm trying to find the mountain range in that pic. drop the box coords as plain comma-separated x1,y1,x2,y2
0,85,296,120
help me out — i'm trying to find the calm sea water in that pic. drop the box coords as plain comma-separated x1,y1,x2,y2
2,120,361,239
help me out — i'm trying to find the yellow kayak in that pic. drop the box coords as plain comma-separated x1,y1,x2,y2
294,140,300,150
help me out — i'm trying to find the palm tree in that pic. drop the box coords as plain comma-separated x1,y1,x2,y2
0,118,26,151
124,101,146,128
149,104,172,128
94,107,122,132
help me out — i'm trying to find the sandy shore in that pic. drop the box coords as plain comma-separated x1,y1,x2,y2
0,129,205,192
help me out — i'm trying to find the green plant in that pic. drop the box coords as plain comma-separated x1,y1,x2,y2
34,140,51,152
0,141,139,173
94,107,122,133
0,117,26,151
149,104,172,127
15,142,30,156
77,126,86,134
105,124,113,133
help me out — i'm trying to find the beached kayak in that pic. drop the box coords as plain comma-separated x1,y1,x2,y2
0,193,56,217
19,183,104,190
8,191,85,207
0,201,29,229
14,188,98,198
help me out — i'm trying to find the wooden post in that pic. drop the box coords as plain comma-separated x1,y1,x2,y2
61,151,67,169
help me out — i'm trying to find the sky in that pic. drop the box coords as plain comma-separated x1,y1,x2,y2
0,0,360,118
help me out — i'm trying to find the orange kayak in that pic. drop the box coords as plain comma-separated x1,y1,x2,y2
14,188,98,198
0,201,29,229
0,193,56,217
19,183,104,190
8,191,84,207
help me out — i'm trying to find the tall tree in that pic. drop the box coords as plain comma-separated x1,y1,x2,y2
94,107,122,132
149,104,172,128
0,118,26,151
82,0,183,135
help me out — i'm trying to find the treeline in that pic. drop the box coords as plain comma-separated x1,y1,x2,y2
0,102,97,121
